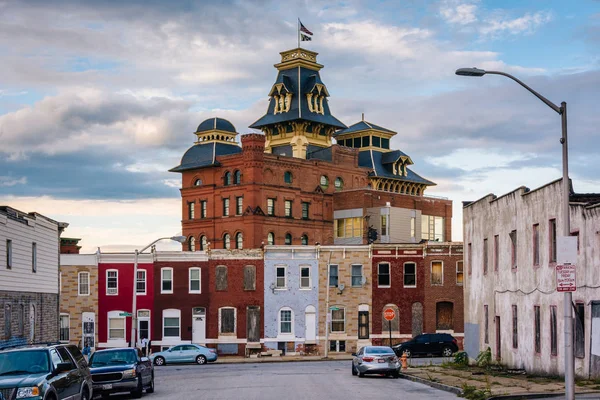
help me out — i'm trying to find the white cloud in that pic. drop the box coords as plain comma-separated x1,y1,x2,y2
427,148,537,172
480,11,553,38
0,176,27,187
440,2,478,25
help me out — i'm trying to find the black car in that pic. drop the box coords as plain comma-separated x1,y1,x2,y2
392,333,459,357
0,343,93,400
89,348,154,398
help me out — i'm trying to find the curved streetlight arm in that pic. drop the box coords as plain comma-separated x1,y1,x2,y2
484,70,562,114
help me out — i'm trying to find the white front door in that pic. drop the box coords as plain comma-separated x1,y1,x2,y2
192,307,206,344
305,305,316,342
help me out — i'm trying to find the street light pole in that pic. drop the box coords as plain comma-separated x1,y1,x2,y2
456,68,573,400
129,236,186,349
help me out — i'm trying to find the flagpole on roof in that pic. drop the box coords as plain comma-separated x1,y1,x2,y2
297,18,300,48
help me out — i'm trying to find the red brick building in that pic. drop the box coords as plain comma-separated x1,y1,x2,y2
152,252,209,352
206,250,264,356
370,243,464,348
171,47,452,250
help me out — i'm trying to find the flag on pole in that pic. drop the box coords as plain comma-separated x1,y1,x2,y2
301,34,312,41
299,20,313,35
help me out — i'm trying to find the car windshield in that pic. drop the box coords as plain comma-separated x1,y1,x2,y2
366,347,394,354
0,350,50,375
90,350,137,367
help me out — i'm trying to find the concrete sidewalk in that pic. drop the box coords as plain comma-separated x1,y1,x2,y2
214,354,353,364
399,364,600,399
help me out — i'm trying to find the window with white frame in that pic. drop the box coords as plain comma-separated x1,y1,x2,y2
106,270,118,295
189,268,201,293
78,272,90,296
351,264,362,287
163,309,181,338
330,307,345,333
108,312,125,340
219,307,236,334
59,314,69,342
136,270,146,295
279,308,293,335
404,262,416,287
431,261,443,285
276,266,286,289
161,268,173,293
378,263,390,287
300,266,311,289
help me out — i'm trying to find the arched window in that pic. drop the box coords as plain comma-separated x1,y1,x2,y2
320,175,329,188
223,233,231,250
235,232,243,249
285,233,292,245
334,177,344,190
284,171,293,184
233,170,241,184
301,234,308,245
194,178,202,186
188,236,196,252
200,235,208,251
267,232,275,245
223,171,232,186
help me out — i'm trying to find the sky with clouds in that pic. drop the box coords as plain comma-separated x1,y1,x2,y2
1,0,599,253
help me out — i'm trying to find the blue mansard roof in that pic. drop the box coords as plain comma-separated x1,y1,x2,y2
358,150,435,185
250,67,346,130
169,142,241,172
335,120,396,137
196,117,236,133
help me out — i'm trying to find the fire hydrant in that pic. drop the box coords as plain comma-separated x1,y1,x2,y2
400,353,408,370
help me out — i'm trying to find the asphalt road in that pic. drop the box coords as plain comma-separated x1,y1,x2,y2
95,360,459,400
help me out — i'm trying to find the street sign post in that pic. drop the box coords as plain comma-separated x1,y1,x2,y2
119,312,132,317
556,264,576,292
384,308,396,347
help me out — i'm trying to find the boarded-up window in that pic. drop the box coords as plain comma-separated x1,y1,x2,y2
382,305,399,332
510,230,517,269
411,302,423,337
247,306,260,342
512,304,518,348
533,224,540,265
431,261,443,285
243,266,256,291
575,303,585,358
436,302,453,330
484,305,489,344
358,311,369,339
216,266,228,291
483,238,488,274
550,305,558,356
534,306,540,353
220,308,235,334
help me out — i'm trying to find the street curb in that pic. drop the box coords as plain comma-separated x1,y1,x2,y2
214,356,353,365
398,372,463,395
488,393,600,400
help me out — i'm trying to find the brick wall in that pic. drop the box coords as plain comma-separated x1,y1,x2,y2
59,264,98,348
0,291,58,347
422,244,465,346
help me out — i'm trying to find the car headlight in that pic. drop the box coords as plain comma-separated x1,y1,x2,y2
16,387,40,398
122,368,137,379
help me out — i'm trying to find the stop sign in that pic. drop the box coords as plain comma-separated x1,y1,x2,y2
384,308,395,321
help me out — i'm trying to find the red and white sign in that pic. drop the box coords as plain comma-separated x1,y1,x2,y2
384,308,396,321
556,264,576,292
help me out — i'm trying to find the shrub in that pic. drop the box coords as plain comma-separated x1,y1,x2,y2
454,351,469,366
459,383,492,400
476,347,492,369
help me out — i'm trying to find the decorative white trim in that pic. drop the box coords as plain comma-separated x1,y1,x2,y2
98,253,153,264
106,269,118,296
161,267,173,294
78,271,90,296
189,267,201,294
163,308,181,341
136,269,147,296
154,251,209,262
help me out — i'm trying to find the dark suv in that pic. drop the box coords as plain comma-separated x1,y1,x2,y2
0,343,92,400
392,333,459,357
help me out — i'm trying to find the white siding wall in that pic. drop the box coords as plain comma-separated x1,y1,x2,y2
464,180,600,377
0,211,60,294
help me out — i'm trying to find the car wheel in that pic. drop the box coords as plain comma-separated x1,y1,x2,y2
81,388,90,400
391,370,400,379
196,355,207,365
154,356,166,366
358,370,365,378
442,346,453,357
130,377,143,398
402,349,412,358
351,363,357,376
146,374,155,393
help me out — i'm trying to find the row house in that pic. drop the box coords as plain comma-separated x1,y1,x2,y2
463,179,600,378
1,206,67,349
59,253,98,350
263,246,319,355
